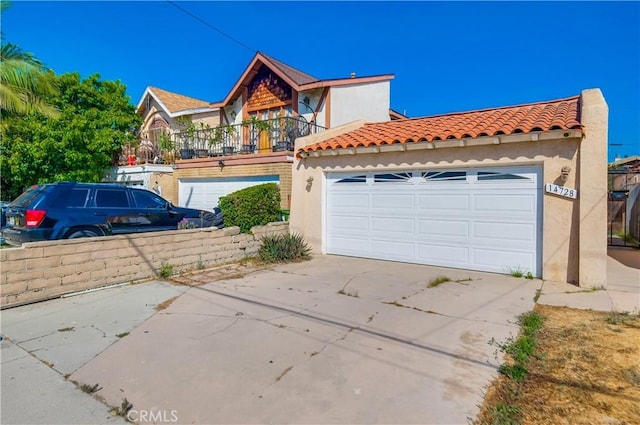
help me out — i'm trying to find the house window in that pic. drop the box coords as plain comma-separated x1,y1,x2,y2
148,127,168,144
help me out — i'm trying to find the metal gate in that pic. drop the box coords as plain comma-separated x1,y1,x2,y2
608,190,632,247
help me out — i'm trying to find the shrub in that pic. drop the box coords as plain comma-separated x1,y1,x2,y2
157,262,174,278
219,183,281,233
259,233,311,263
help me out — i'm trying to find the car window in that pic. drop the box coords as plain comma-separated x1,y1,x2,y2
95,189,130,208
51,188,90,208
10,186,45,207
132,190,167,209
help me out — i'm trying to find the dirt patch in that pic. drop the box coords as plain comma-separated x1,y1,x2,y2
168,259,269,287
155,296,178,311
476,304,640,424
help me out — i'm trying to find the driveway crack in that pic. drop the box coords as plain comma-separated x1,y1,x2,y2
340,271,369,292
381,300,511,326
192,318,240,340
399,286,428,301
89,325,107,338
14,329,59,344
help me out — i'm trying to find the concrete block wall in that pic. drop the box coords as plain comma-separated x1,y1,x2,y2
1,222,289,308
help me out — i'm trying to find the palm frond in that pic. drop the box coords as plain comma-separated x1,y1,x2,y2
0,58,59,118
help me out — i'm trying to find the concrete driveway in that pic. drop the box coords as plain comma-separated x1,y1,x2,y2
49,255,538,425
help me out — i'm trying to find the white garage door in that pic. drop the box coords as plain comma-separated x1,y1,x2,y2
178,175,279,211
326,167,542,276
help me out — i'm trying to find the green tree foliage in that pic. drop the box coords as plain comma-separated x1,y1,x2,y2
218,183,281,233
1,73,141,200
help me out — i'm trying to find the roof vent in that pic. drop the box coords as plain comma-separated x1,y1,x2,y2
350,72,356,79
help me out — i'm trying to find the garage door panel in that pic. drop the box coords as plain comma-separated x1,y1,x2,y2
418,219,469,238
370,217,413,234
473,248,535,273
473,221,535,242
416,243,470,265
371,239,415,258
329,236,369,254
417,194,469,211
329,215,369,231
474,194,536,213
372,194,414,209
331,193,369,208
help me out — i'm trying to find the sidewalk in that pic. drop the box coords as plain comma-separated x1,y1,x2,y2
1,281,187,424
537,246,640,313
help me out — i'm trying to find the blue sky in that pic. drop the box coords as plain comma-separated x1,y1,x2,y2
3,1,639,161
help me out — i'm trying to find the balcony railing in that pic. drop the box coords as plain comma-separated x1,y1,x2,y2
173,116,324,160
117,116,325,166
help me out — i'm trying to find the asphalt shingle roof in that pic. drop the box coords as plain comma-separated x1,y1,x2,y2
260,53,319,86
149,87,210,113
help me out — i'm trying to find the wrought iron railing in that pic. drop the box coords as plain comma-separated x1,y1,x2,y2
117,116,325,166
173,116,324,160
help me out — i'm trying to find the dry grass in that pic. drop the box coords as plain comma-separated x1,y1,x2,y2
476,304,640,425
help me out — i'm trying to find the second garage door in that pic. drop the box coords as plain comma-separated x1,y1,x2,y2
178,175,279,211
326,167,542,276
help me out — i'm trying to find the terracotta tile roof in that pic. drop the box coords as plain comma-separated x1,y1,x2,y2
260,53,319,86
300,95,582,154
149,87,210,113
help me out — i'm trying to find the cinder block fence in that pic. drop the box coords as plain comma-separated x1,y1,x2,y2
1,222,289,308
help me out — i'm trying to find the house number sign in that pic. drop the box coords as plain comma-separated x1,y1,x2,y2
545,183,578,199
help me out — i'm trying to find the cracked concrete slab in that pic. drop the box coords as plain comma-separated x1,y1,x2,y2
1,281,186,424
69,256,537,424
1,336,127,425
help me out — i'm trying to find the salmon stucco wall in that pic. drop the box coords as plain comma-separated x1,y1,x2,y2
577,89,609,287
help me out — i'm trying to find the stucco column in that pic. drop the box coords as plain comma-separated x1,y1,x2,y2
578,89,608,288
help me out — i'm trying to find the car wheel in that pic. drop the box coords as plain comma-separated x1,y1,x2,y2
67,229,100,239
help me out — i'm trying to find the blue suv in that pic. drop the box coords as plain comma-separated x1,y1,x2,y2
3,182,223,246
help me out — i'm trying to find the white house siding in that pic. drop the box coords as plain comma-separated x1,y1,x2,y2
298,88,327,129
105,164,174,191
330,81,391,126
